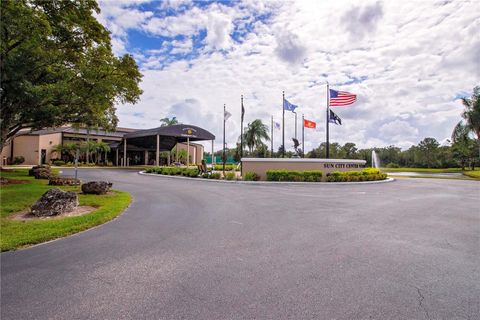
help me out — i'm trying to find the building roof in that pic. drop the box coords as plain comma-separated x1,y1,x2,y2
124,124,215,141
123,124,215,151
23,127,131,138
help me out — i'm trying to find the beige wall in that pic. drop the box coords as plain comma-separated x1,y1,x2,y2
12,135,40,165
1,133,62,165
242,158,367,181
40,133,62,163
1,142,12,165
176,142,204,164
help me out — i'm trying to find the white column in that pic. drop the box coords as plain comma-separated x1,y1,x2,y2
156,134,160,166
211,140,214,165
116,148,119,166
123,138,127,167
193,144,196,164
187,138,190,167
144,150,148,165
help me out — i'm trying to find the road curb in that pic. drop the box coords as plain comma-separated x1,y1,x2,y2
138,171,395,185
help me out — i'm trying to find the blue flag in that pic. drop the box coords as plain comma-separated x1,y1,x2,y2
284,99,298,112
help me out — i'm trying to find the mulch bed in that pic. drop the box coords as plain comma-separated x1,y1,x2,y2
0,177,30,185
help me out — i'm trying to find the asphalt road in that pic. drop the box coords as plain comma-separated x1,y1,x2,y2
1,169,479,319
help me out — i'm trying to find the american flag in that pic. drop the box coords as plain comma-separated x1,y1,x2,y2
329,89,356,106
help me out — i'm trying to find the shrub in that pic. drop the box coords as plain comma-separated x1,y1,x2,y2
266,170,304,182
186,168,199,177
209,172,221,179
225,172,236,180
303,170,323,182
244,172,260,181
52,160,65,166
326,168,387,182
13,156,25,165
213,164,240,171
202,173,210,178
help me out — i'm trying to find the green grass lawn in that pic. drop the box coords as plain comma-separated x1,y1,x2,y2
462,170,480,179
381,167,479,180
381,167,464,173
0,169,131,251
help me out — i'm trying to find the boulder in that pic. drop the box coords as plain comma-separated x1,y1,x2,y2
31,188,78,217
81,181,112,195
29,165,51,179
49,176,81,186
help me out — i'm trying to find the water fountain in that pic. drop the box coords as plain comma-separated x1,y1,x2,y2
371,150,381,169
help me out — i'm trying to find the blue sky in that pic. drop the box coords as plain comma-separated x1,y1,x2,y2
96,0,479,150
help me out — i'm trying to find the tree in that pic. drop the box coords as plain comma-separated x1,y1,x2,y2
241,119,270,153
160,117,179,127
456,86,480,166
451,122,477,170
341,142,358,159
0,0,143,153
459,86,480,140
417,138,440,168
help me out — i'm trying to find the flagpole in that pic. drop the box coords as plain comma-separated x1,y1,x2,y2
271,115,274,157
302,114,305,158
223,104,226,175
326,82,330,159
282,91,285,157
240,95,243,176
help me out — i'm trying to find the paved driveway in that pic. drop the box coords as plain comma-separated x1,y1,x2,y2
1,169,479,319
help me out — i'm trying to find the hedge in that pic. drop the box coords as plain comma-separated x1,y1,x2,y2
326,168,387,182
244,172,260,181
213,164,240,171
266,170,323,182
145,166,199,177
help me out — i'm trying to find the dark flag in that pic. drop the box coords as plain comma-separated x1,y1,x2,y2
241,101,245,122
329,110,342,125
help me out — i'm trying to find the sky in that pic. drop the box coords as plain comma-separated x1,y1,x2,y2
95,0,479,151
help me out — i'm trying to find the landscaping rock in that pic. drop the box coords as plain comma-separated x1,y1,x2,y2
81,181,112,195
29,165,51,179
31,188,78,217
49,176,81,186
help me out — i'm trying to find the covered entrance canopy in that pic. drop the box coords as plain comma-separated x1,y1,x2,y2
121,124,215,166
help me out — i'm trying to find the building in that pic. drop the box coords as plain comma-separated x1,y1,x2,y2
1,124,215,166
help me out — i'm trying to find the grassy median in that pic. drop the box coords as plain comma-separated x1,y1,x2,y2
0,169,131,252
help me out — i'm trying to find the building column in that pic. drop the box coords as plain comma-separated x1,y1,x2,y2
144,150,149,165
123,138,127,167
176,144,179,163
193,144,196,165
116,148,119,166
187,138,190,166
211,140,214,165
156,134,160,166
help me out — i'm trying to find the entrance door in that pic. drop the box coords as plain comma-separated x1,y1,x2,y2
41,149,47,164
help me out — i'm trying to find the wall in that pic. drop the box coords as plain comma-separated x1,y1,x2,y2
1,142,12,165
242,158,367,181
175,142,204,164
39,133,62,163
12,135,40,165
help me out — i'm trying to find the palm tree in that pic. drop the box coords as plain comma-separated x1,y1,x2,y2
241,119,270,154
96,142,111,164
160,117,179,127
51,143,80,161
454,86,480,165
460,86,480,139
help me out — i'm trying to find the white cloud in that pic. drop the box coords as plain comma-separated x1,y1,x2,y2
98,0,480,152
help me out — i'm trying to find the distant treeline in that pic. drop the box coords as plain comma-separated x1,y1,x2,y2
210,136,479,169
